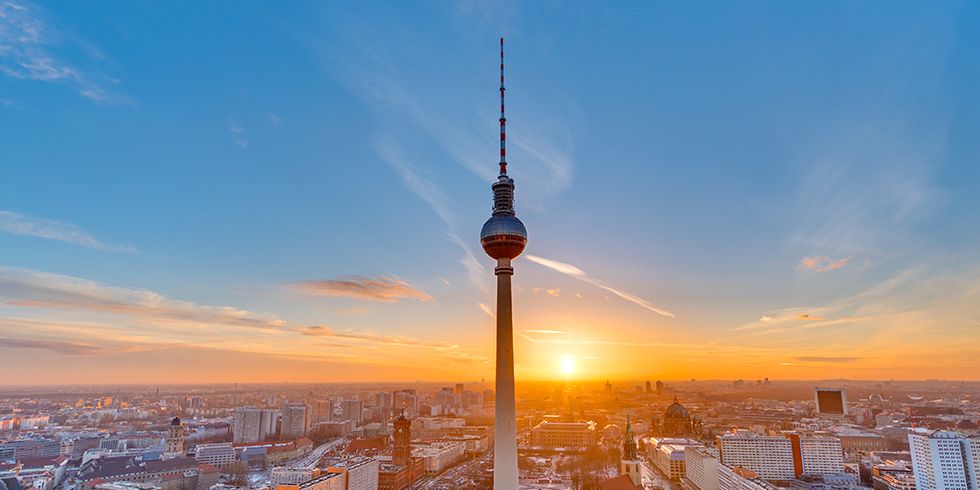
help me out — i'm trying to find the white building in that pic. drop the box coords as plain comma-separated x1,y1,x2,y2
412,441,466,474
193,443,237,468
686,446,720,490
908,430,979,490
294,472,345,490
328,458,379,490
718,432,795,480
649,438,701,480
798,435,843,476
718,464,782,490
271,467,316,489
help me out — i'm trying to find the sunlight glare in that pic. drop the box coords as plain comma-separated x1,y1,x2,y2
559,356,576,377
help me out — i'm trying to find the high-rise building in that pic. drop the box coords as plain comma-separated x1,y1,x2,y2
163,417,184,459
908,430,979,490
328,458,380,490
719,432,844,480
282,404,309,439
795,434,844,476
685,446,720,490
718,432,795,480
342,400,364,427
479,37,527,490
313,400,333,425
235,407,279,443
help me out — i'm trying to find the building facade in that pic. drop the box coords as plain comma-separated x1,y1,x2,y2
193,443,236,468
718,433,795,481
686,446,721,490
908,430,979,490
529,421,596,448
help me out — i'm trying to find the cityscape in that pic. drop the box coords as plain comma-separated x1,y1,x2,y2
1,380,978,489
2,2,979,490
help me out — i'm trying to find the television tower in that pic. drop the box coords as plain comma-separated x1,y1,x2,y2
480,37,527,490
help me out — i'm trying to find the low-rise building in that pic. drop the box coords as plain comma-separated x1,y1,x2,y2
412,441,465,475
529,421,596,448
192,444,236,468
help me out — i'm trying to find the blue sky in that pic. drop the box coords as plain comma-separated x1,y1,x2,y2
1,1,978,383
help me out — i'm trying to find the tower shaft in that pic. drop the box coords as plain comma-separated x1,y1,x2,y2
494,258,518,490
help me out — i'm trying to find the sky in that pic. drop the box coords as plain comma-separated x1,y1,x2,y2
1,1,979,385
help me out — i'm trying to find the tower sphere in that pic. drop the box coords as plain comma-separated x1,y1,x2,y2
481,214,527,259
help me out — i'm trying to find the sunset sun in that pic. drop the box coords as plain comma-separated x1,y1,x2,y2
559,356,576,377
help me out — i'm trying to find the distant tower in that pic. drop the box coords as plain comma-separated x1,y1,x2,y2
164,417,184,459
621,414,642,486
392,411,411,466
480,38,527,490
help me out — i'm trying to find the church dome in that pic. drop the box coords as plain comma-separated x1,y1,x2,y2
664,399,689,420
170,417,181,426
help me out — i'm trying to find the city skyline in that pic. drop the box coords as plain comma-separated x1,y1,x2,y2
3,1,980,384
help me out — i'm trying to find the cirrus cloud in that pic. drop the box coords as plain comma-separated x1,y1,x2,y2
0,210,136,253
526,254,675,318
290,275,433,303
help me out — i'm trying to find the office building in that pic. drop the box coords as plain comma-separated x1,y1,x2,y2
686,446,721,490
530,421,596,448
328,458,379,490
796,434,844,476
908,430,979,490
271,468,316,489
282,404,310,439
193,443,236,468
234,407,279,444
719,465,783,490
719,432,796,480
342,400,364,427
276,471,345,490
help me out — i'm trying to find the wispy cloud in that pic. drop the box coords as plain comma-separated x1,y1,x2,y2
794,356,861,363
526,254,675,318
290,275,433,303
478,302,494,319
376,135,487,291
0,266,285,330
0,337,128,356
546,288,561,297
0,268,491,370
228,120,248,148
298,325,453,348
0,210,136,253
0,1,118,102
268,113,282,126
799,256,851,272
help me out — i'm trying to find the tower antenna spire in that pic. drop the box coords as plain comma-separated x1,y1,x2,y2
499,37,507,176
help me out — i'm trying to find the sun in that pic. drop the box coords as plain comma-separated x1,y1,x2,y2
559,356,576,377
